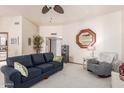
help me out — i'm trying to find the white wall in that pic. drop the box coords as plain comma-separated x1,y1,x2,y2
39,26,63,53
22,17,38,55
56,39,62,56
0,16,39,57
62,11,122,63
39,11,123,64
122,10,124,62
0,16,22,57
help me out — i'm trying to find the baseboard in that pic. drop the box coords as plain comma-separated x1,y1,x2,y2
67,62,83,65
0,60,6,62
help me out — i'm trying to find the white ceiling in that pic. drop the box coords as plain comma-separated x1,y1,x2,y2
0,5,123,26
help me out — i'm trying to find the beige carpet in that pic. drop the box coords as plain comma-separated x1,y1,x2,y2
32,63,111,88
0,63,111,88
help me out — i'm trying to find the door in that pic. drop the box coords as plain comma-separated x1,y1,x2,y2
0,32,8,61
50,38,57,55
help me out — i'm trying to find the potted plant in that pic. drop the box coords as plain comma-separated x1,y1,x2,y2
33,35,44,54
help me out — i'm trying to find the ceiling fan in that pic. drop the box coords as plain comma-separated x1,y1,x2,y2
42,5,64,14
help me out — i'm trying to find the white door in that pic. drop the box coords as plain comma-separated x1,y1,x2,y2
46,37,62,56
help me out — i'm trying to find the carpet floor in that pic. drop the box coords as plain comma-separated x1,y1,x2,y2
32,63,111,88
0,63,111,88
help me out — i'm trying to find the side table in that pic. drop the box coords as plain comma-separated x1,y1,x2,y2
83,57,97,70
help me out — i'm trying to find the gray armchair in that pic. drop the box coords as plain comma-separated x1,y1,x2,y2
87,52,118,77
87,59,112,77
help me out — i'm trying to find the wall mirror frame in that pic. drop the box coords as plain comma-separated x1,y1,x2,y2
76,29,96,48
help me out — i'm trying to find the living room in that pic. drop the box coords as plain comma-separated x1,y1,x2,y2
0,4,124,88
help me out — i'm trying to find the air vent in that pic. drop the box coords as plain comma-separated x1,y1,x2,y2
14,22,20,25
51,33,57,35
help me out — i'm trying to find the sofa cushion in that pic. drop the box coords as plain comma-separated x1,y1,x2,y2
43,52,54,63
14,62,28,77
49,62,63,68
21,67,42,82
7,55,33,68
53,56,63,63
36,64,54,73
31,54,46,65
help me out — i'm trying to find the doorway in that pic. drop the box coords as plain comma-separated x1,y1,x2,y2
46,37,62,56
0,32,8,62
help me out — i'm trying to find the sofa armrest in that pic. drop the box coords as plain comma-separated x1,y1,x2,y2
1,65,21,87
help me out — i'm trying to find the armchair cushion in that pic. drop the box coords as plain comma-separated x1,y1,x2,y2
87,58,99,64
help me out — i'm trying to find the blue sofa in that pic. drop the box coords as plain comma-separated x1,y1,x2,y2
1,52,63,88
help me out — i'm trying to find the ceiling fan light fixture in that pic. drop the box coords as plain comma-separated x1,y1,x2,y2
49,6,52,9
53,5,64,14
42,5,64,14
42,5,50,14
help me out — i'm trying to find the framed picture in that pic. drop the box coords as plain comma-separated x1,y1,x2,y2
0,37,6,46
11,38,17,44
76,29,96,48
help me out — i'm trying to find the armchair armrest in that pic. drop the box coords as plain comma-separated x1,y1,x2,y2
1,65,21,87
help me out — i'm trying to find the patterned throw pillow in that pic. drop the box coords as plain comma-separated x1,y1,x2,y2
53,56,63,62
112,62,121,72
14,62,28,77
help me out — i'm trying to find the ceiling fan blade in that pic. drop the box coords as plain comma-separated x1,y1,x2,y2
42,5,50,14
53,5,64,14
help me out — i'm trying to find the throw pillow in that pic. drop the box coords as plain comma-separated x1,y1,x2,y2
53,56,63,62
14,62,28,77
87,58,99,64
112,62,121,72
